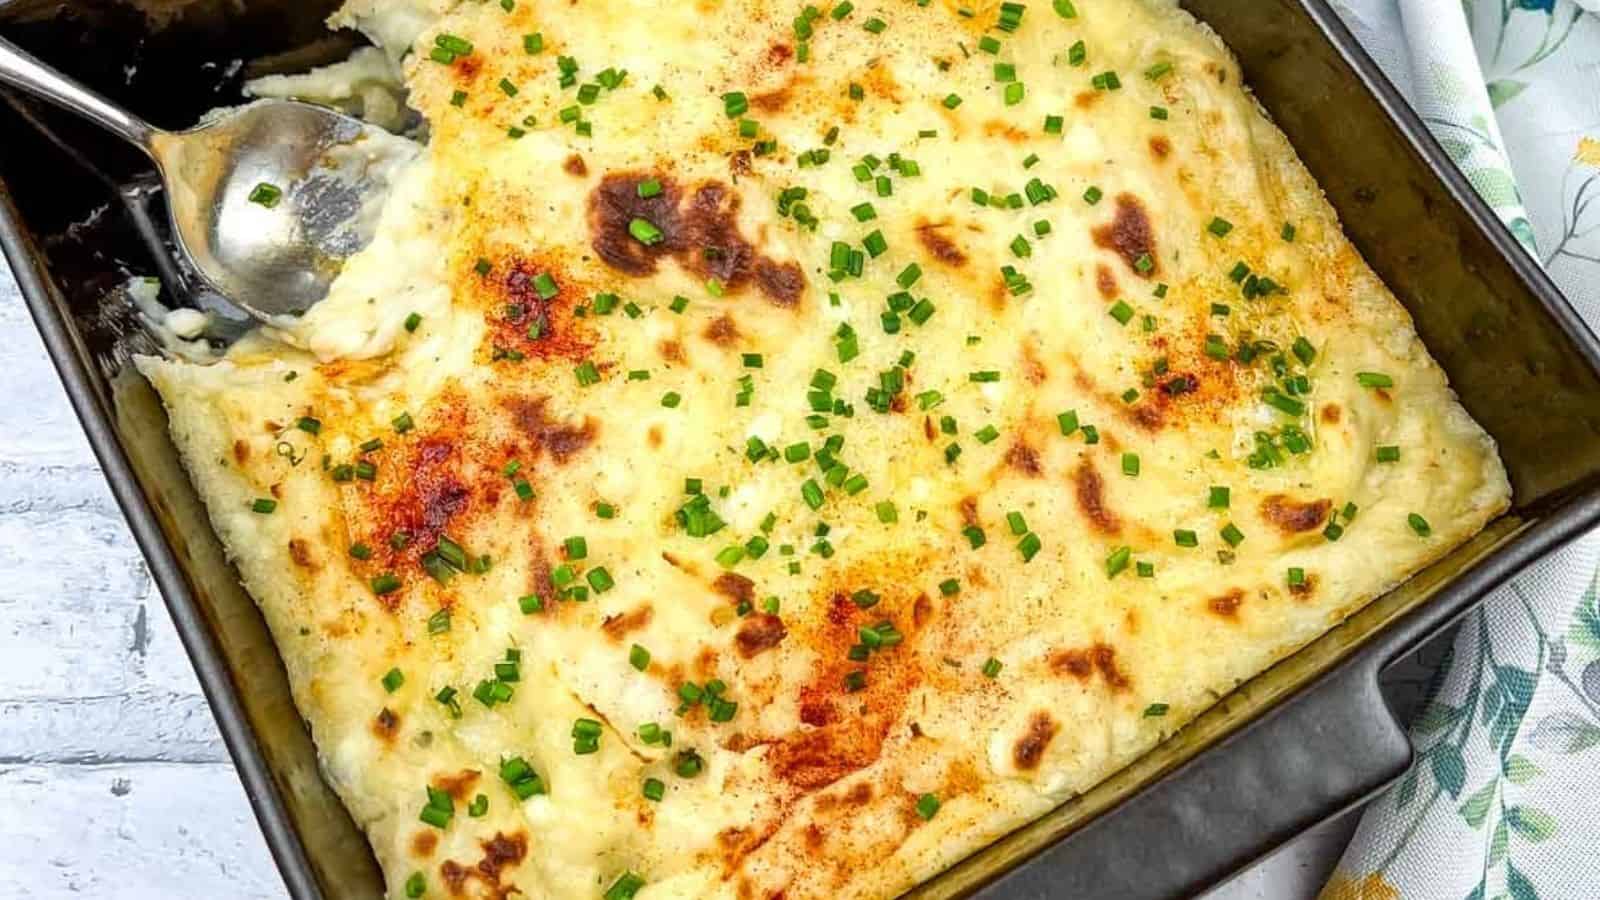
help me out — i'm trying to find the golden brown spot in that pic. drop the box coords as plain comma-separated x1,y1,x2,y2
1260,495,1332,534
912,593,934,628
232,440,249,464
1091,193,1158,278
1127,402,1166,432
959,495,981,528
923,416,937,443
477,832,527,880
816,781,875,812
504,396,597,464
704,314,741,346
1073,461,1120,534
1289,573,1319,599
752,86,791,112
1208,589,1244,619
439,860,468,895
372,707,400,742
1149,136,1171,159
982,119,1030,142
987,273,1010,311
1004,441,1042,477
589,173,805,307
563,154,587,176
1012,711,1060,770
915,219,968,267
694,645,720,679
411,831,438,858
1074,90,1101,109
1049,643,1130,690
714,572,756,603
600,605,654,641
287,538,316,569
1321,404,1342,424
659,339,686,364
1095,263,1119,298
860,63,901,102
432,770,481,803
647,424,663,448
734,613,787,658
1022,341,1048,384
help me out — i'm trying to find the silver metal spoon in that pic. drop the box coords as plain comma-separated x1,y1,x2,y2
0,35,415,320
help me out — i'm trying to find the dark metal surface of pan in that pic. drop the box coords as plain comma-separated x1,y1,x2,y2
3,2,1599,898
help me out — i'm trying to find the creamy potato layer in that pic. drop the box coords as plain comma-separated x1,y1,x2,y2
139,2,1509,898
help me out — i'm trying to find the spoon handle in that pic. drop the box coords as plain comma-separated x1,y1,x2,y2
0,35,158,151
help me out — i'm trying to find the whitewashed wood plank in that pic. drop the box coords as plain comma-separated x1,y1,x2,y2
0,508,148,699
0,691,228,764
0,763,285,899
0,293,103,468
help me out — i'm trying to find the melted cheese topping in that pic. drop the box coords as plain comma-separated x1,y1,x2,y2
138,2,1510,898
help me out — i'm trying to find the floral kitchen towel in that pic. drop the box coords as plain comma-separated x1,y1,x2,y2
1322,2,1600,899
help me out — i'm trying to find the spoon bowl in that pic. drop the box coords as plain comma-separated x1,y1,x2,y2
0,36,412,321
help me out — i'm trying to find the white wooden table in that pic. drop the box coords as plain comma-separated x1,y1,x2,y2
0,266,1344,898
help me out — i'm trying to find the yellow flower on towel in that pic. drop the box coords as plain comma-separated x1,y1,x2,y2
1320,870,1401,900
1577,137,1600,167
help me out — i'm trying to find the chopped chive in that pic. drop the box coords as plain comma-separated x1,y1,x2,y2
1018,532,1042,562
1105,546,1132,578
1376,445,1401,463
1121,453,1140,476
915,793,941,820
1220,523,1245,547
1207,217,1234,237
1407,513,1432,537
1356,372,1395,389
629,218,664,245
248,183,283,208
1292,337,1316,366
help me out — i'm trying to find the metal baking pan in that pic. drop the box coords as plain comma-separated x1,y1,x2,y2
4,1,1599,897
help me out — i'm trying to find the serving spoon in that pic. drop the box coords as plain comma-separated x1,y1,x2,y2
0,35,415,320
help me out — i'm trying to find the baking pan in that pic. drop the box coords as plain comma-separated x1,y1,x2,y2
4,1,1600,898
